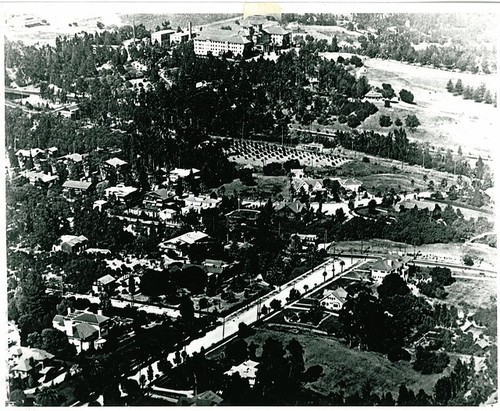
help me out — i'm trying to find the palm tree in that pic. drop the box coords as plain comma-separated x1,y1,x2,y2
323,270,327,282
340,260,345,272
304,284,309,293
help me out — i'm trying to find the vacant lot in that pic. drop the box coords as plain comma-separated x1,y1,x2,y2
437,278,496,312
246,327,450,397
358,58,497,158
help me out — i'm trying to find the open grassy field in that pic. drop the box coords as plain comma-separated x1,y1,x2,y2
435,278,496,312
357,58,497,158
246,327,450,397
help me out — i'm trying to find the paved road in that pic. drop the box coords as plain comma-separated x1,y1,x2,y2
128,257,364,384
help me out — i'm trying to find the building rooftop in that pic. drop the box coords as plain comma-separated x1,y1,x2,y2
73,311,109,325
105,157,128,168
197,30,251,45
96,274,116,285
170,167,200,178
105,184,138,197
62,180,93,190
59,235,88,247
73,323,98,341
262,25,290,35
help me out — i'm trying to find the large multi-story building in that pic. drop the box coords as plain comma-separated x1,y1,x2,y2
194,30,252,57
151,29,176,47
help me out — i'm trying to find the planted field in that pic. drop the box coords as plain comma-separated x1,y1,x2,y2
246,328,450,397
224,139,350,168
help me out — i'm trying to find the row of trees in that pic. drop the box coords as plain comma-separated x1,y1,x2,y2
446,79,497,105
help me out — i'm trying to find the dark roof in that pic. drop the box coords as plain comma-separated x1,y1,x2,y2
73,312,109,325
73,323,98,341
145,188,172,200
53,314,64,326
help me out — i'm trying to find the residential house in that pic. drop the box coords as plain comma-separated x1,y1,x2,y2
370,257,410,283
305,179,324,193
62,180,93,199
16,148,45,169
319,287,348,311
291,178,310,194
8,346,54,381
169,167,200,183
365,90,383,100
182,195,221,213
295,233,318,248
159,231,211,259
142,188,174,209
92,274,117,295
93,199,109,212
224,359,259,387
57,153,88,165
341,178,363,193
20,171,58,187
52,309,110,353
102,157,128,182
158,208,180,226
274,200,307,219
53,235,88,254
290,168,305,179
104,184,139,205
225,209,261,230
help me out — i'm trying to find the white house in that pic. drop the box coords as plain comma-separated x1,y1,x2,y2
370,257,410,283
319,287,348,311
224,360,259,387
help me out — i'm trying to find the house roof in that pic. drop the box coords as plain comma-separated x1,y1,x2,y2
96,274,116,285
197,30,251,45
225,359,259,380
53,314,64,326
73,312,109,325
152,28,176,36
105,185,138,197
196,390,224,405
365,90,383,98
16,148,45,157
291,178,309,192
11,358,32,373
342,178,362,187
62,180,93,190
322,287,348,304
146,188,172,200
105,157,127,167
164,231,210,246
370,258,405,272
60,153,86,162
60,235,88,247
73,323,99,341
288,200,306,214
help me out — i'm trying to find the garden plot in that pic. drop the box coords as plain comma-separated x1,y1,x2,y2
225,139,351,168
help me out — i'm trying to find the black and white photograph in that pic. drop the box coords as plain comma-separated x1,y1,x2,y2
3,1,498,406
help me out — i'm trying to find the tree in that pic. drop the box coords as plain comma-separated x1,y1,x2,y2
463,255,474,266
405,114,421,130
395,117,402,127
454,79,463,95
225,338,248,364
270,299,282,311
379,115,392,127
103,383,121,406
446,79,454,93
413,345,450,374
377,273,410,299
367,199,377,215
347,114,361,128
179,296,195,325
399,89,415,104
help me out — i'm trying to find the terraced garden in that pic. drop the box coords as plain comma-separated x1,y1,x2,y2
223,139,351,168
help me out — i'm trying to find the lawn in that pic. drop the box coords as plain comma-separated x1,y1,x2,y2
245,327,450,397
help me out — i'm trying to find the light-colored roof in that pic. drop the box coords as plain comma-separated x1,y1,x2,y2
291,178,309,192
105,185,138,197
62,180,92,190
59,235,88,247
145,188,172,200
105,157,127,167
322,287,348,303
162,231,209,248
370,258,404,272
225,359,259,379
152,29,176,36
96,274,116,285
169,168,200,178
185,195,221,205
61,153,85,162
365,90,383,98
16,148,44,157
196,30,251,45
262,25,290,35
11,359,32,373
